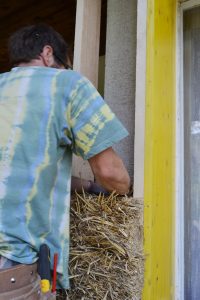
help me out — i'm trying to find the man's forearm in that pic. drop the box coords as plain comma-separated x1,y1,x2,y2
88,148,131,195
94,169,130,195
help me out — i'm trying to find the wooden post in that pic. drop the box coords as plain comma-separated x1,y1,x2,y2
72,0,102,180
73,0,101,87
134,0,147,199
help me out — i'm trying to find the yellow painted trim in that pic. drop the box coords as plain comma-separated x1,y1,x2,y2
143,0,176,299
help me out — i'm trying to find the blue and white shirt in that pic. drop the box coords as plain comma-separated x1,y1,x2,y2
0,66,128,288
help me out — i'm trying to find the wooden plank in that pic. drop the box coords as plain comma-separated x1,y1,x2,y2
142,0,176,299
134,0,147,199
72,0,101,180
73,0,101,87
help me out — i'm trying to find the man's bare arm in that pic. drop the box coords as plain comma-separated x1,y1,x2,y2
88,147,130,195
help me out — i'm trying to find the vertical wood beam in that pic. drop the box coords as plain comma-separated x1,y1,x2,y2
143,0,176,299
72,0,101,180
74,0,101,87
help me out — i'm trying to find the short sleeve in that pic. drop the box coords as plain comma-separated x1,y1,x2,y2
65,76,128,160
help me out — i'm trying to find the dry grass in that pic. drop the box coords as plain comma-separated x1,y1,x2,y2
57,191,144,300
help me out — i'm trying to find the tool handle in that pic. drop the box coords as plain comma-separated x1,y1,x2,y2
52,253,58,292
38,244,51,293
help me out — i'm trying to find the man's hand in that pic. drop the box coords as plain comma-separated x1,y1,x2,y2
71,176,109,195
88,147,130,195
87,181,109,195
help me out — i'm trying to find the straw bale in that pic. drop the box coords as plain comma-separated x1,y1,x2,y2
57,192,144,300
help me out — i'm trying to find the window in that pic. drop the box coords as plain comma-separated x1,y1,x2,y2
184,6,200,299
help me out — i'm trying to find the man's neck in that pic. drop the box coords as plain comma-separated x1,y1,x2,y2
17,59,45,67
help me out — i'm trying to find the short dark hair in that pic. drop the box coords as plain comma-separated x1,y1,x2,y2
8,24,69,66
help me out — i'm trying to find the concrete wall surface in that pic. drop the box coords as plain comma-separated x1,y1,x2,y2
104,0,137,179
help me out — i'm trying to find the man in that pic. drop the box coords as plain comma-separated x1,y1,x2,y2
0,24,130,299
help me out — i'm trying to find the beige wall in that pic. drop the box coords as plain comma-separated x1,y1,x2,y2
104,0,137,179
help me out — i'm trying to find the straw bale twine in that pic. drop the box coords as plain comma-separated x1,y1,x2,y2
58,192,144,300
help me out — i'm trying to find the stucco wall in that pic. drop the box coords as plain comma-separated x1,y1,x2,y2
104,0,137,179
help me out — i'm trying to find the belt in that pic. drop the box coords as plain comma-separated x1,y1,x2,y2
0,263,38,293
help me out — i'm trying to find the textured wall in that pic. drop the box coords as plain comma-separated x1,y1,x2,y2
104,0,137,179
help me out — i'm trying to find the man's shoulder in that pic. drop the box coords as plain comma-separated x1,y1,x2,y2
0,71,11,80
49,68,83,86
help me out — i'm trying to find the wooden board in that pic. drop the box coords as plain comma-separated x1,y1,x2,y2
72,0,102,180
74,0,101,87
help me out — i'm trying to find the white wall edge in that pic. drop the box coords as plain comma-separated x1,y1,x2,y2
133,0,147,199
175,2,185,299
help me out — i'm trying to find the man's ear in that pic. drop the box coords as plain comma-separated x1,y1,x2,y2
40,45,54,66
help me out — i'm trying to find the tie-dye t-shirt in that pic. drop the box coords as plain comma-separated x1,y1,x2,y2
0,66,128,288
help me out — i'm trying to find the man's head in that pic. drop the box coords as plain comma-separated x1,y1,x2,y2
8,24,70,69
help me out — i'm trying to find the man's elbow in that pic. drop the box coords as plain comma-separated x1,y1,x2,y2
88,148,131,195
96,165,131,195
